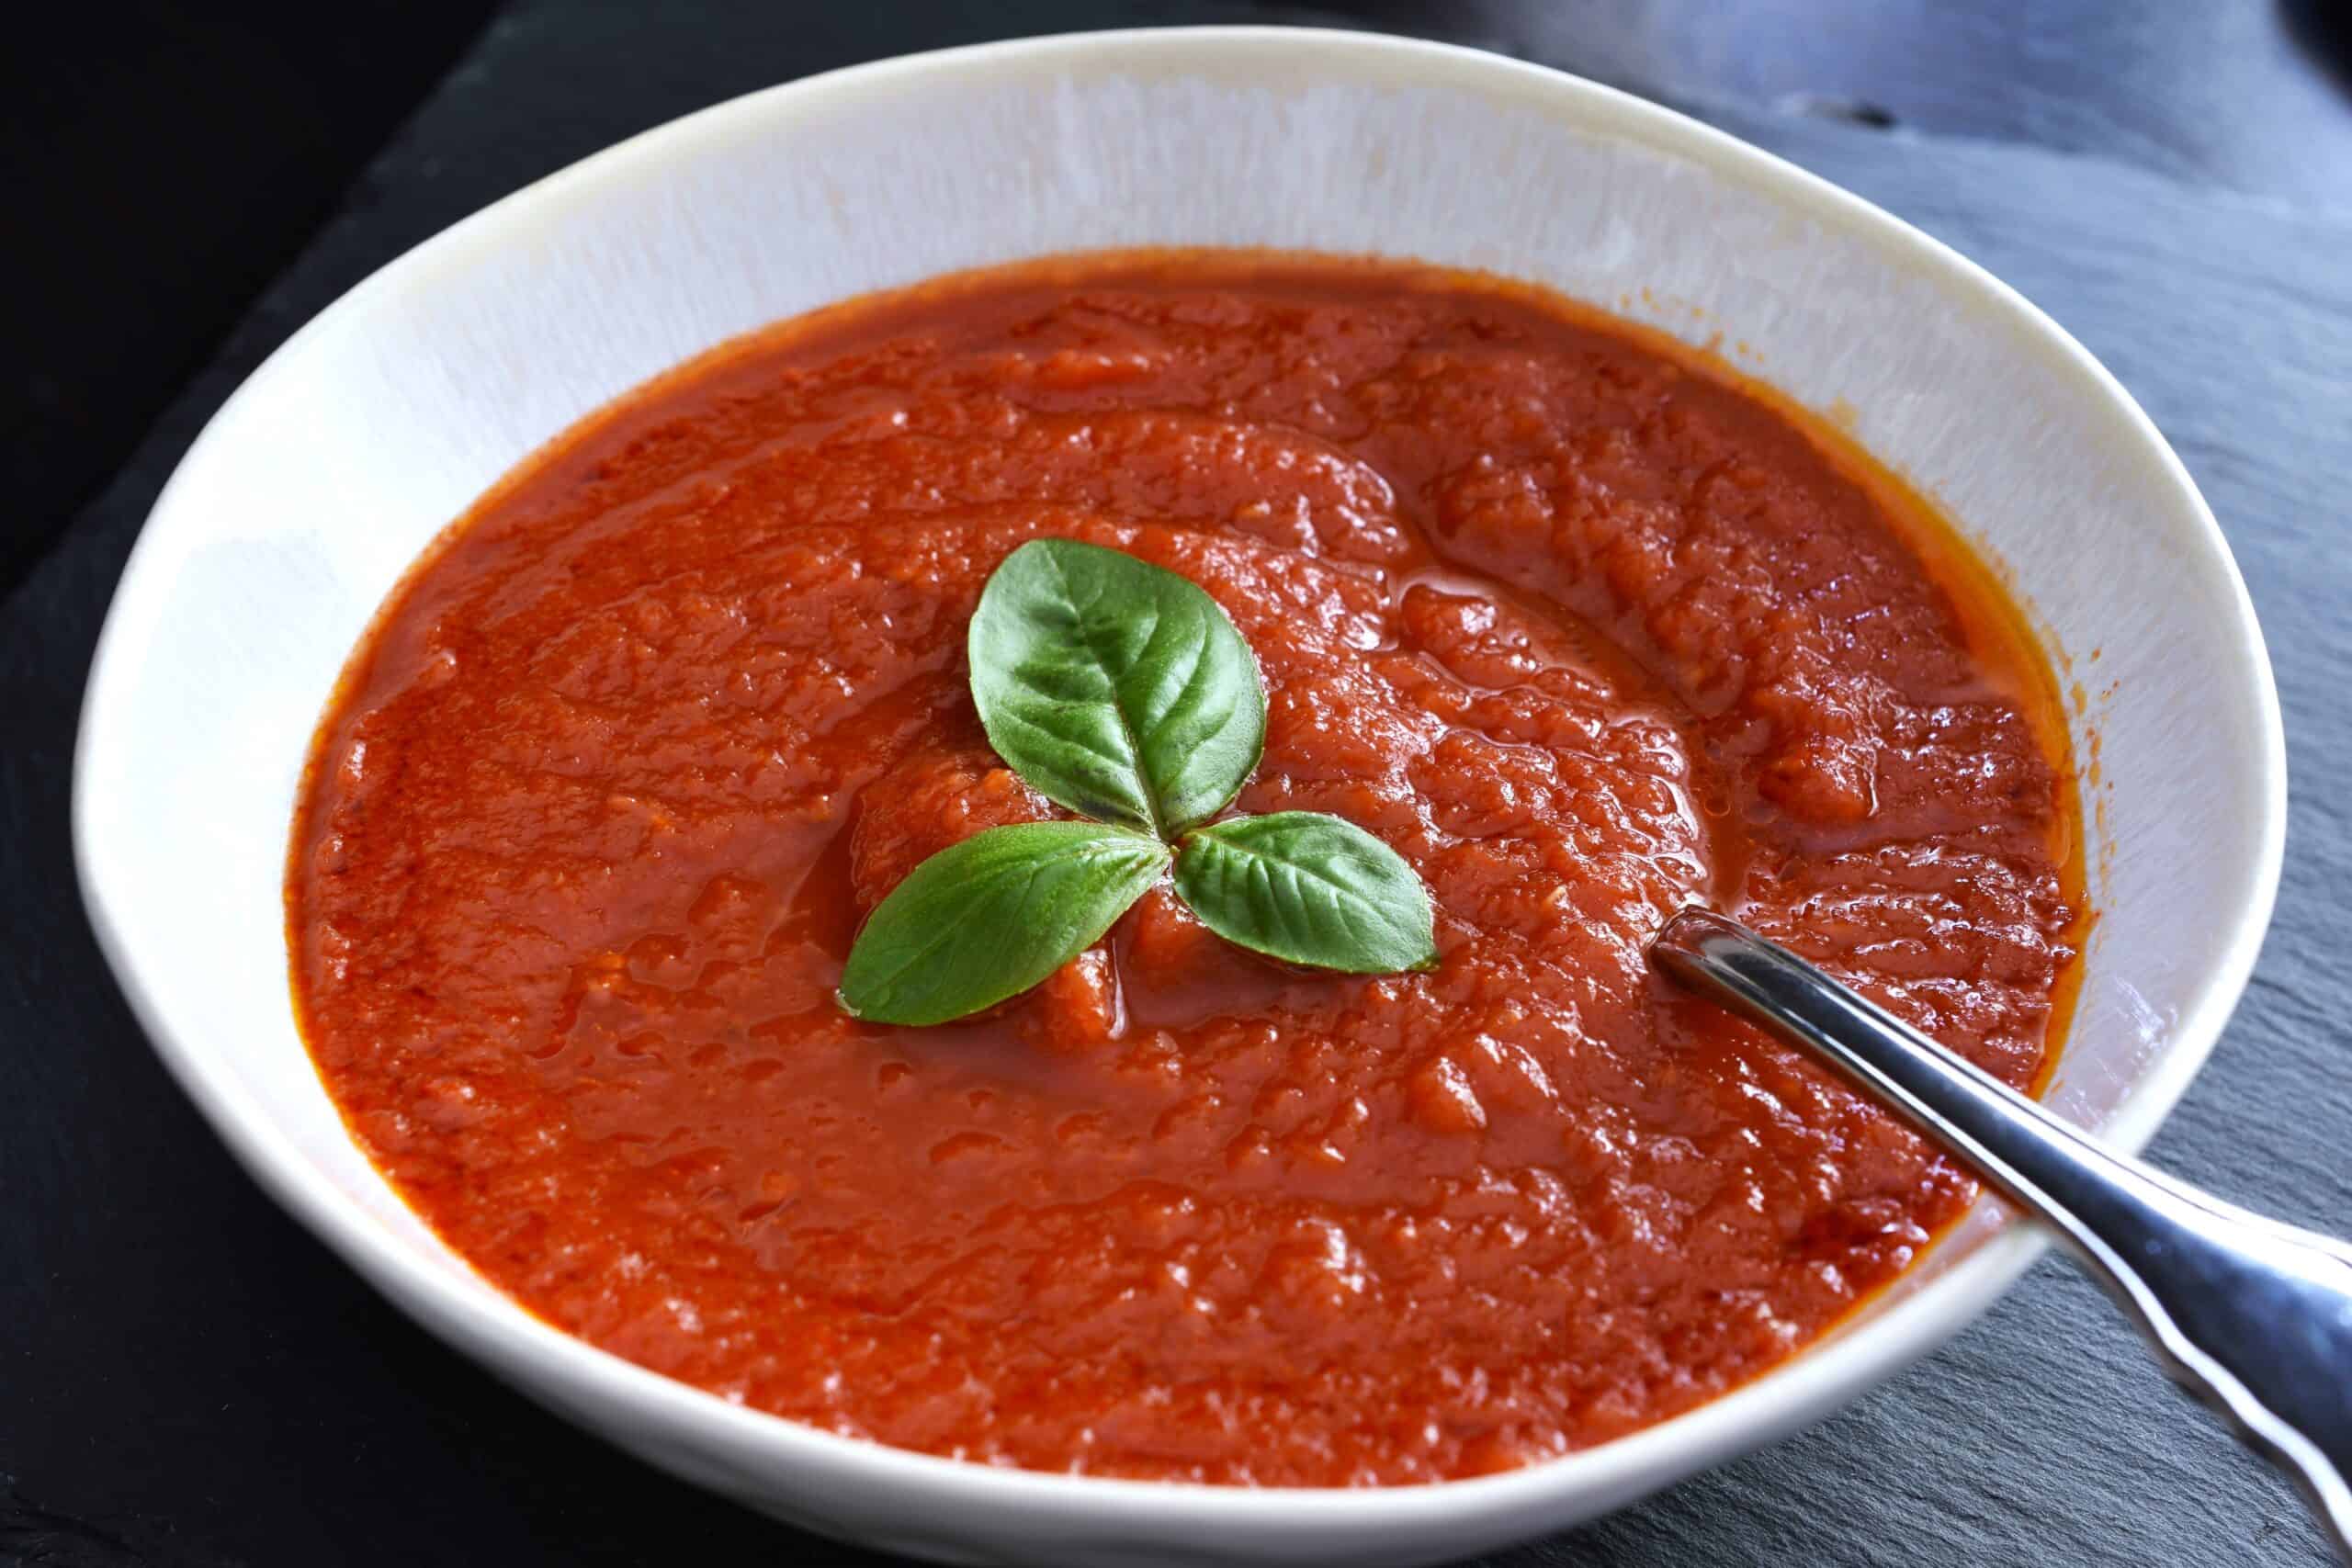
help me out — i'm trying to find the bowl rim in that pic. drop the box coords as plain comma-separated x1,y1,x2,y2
74,22,2287,1535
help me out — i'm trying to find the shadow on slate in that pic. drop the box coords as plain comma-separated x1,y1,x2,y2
6,3,2350,1565
0,0,499,599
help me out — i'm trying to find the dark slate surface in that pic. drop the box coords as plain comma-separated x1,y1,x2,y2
0,0,496,596
6,4,2350,1564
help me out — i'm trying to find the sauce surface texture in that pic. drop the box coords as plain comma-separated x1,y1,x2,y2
292,255,2080,1484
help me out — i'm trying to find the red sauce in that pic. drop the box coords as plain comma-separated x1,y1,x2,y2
290,254,2081,1484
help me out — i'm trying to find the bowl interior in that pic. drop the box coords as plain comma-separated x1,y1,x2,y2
74,27,2279,1562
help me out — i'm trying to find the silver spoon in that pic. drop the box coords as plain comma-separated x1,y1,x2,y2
1650,907,2352,1560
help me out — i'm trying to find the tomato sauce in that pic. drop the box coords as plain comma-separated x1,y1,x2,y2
290,254,2081,1484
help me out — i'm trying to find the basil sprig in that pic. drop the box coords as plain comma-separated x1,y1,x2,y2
967,536,1264,837
835,822,1170,1027
1171,811,1437,975
836,539,1437,1026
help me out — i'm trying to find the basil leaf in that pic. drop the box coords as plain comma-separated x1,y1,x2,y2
968,538,1265,837
1173,812,1439,974
838,821,1168,1026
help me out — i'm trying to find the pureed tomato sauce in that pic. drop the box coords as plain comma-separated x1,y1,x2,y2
291,254,2082,1484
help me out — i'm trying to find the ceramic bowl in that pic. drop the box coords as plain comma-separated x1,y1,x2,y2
74,27,2284,1567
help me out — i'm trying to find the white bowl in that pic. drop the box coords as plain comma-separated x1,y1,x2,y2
74,27,2283,1568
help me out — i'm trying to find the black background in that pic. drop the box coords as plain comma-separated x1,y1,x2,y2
7,4,2352,1564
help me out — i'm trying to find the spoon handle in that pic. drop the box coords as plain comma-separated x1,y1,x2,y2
1652,908,2352,1559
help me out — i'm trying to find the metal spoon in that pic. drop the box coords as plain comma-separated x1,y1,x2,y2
1650,907,2352,1559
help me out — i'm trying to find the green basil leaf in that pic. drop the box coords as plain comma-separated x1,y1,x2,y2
836,821,1168,1026
1173,812,1438,974
968,538,1265,837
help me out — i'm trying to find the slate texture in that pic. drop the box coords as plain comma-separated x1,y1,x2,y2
5,4,2347,1564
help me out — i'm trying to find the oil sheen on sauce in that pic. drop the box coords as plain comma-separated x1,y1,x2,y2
289,254,2083,1485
